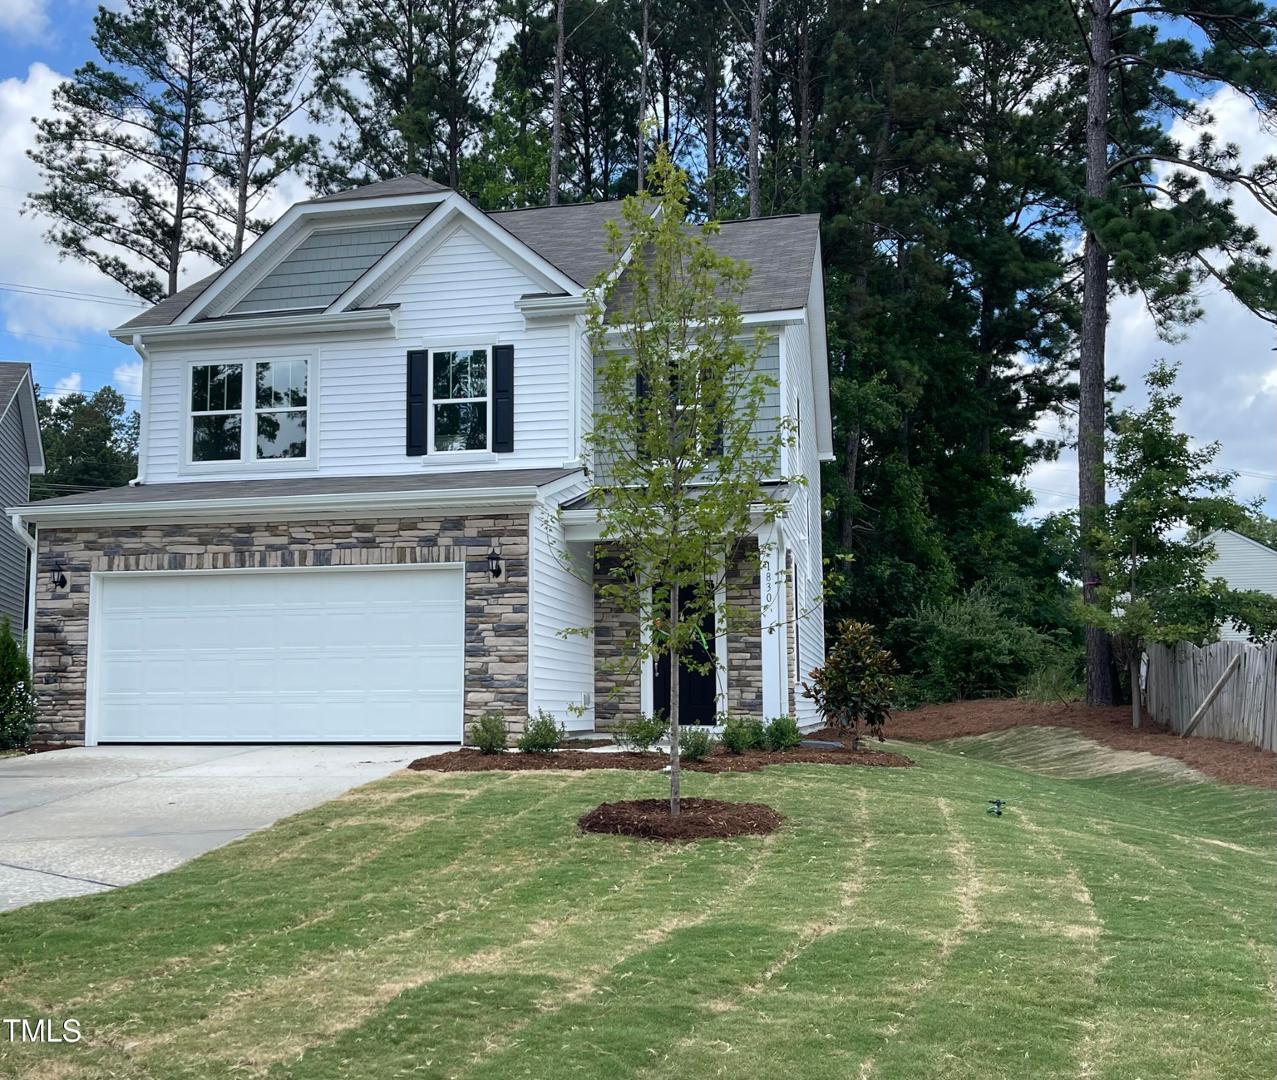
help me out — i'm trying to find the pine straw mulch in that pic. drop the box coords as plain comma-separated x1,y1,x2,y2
408,743,913,774
807,698,1276,790
578,797,782,841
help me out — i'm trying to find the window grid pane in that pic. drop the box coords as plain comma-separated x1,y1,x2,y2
256,410,308,460
256,359,307,411
191,363,242,413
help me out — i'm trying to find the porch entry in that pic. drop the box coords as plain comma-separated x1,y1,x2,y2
653,584,718,726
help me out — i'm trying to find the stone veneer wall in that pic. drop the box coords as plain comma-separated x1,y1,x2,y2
592,540,764,726
31,513,529,747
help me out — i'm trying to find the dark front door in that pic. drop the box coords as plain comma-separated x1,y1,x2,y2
653,585,717,725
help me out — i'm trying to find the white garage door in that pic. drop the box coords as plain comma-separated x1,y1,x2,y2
90,567,464,743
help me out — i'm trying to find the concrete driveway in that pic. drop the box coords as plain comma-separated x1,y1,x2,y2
0,743,453,912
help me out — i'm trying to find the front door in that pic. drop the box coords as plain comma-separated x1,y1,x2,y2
653,584,718,725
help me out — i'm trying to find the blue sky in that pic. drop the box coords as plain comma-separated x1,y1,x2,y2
1,2,1273,514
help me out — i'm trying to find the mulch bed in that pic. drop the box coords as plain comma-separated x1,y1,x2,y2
408,744,913,773
578,797,782,841
805,699,1277,790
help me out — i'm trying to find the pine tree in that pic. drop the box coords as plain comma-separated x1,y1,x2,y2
26,0,224,300
207,0,321,257
1067,0,1277,704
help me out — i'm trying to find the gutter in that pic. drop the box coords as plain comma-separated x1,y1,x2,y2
6,483,549,527
110,306,397,346
130,334,149,485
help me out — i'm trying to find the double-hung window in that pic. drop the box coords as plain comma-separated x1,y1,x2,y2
430,347,489,452
189,358,310,464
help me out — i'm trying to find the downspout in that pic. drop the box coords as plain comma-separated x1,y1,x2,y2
11,513,35,666
130,334,150,485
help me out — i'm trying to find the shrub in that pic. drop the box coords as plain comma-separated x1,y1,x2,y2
517,709,565,753
616,713,668,753
803,620,897,750
1019,651,1084,703
764,715,803,751
721,715,766,754
888,584,1056,703
469,710,508,754
0,618,35,752
681,726,714,761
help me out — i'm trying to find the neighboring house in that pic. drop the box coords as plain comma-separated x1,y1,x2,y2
0,363,44,642
7,175,832,747
1200,528,1277,643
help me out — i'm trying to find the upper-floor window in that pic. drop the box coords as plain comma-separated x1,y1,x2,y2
190,358,309,464
431,347,488,452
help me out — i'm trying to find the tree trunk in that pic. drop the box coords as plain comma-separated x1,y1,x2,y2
703,41,718,217
748,0,769,218
1080,2,1115,706
797,10,811,202
637,0,648,192
548,0,566,206
668,587,681,816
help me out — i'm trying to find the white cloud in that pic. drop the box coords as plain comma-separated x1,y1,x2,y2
112,358,142,397
50,370,81,399
0,0,49,43
1024,86,1277,519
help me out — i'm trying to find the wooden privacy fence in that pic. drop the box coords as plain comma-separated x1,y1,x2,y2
1145,640,1277,751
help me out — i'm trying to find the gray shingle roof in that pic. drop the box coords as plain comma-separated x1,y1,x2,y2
0,361,31,409
609,214,821,316
16,468,580,512
113,182,819,333
490,201,629,287
305,174,450,203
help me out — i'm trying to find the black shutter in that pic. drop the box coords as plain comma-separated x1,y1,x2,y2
406,350,428,456
493,344,514,453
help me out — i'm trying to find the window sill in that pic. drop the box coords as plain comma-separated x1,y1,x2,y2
421,451,500,467
178,458,319,478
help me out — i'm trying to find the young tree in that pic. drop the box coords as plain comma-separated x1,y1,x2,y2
582,147,796,814
31,386,140,500
1080,362,1277,727
26,0,224,300
208,0,321,257
1067,0,1277,705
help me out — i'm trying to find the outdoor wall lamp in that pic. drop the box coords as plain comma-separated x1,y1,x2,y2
50,561,68,591
486,543,504,580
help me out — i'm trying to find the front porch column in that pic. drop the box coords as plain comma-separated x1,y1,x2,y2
758,521,788,719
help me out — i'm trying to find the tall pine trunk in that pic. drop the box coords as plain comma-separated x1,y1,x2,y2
668,587,681,816
703,43,717,217
748,0,768,218
637,0,649,191
1080,2,1115,706
549,0,566,205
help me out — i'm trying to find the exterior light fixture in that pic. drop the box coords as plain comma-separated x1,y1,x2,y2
486,543,504,580
50,561,68,591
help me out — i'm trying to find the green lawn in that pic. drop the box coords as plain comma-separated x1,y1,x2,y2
1,728,1273,1080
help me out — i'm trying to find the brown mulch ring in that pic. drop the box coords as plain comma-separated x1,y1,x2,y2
408,744,913,773
805,698,1277,790
578,797,782,841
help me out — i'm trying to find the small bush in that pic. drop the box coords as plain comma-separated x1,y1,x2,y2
681,727,714,761
721,715,766,754
1019,651,1084,703
764,715,803,751
616,713,668,753
469,711,508,754
0,618,35,752
803,620,897,750
517,709,565,753
889,585,1057,703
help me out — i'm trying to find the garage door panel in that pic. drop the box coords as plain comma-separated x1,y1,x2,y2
92,568,464,743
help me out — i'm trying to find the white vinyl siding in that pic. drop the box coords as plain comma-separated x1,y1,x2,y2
783,303,825,726
529,484,595,730
1204,530,1277,643
140,222,576,481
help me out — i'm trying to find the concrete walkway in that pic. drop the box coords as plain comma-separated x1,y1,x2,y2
0,743,453,911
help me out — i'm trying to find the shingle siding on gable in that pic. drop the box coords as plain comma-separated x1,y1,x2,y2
231,222,419,314
0,402,30,634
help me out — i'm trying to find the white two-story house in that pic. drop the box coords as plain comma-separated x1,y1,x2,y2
9,175,833,747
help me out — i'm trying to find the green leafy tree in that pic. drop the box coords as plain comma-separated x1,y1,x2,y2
581,147,796,814
32,386,140,499
1080,362,1277,726
1067,0,1277,705
802,620,897,750
26,0,226,300
0,616,37,751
